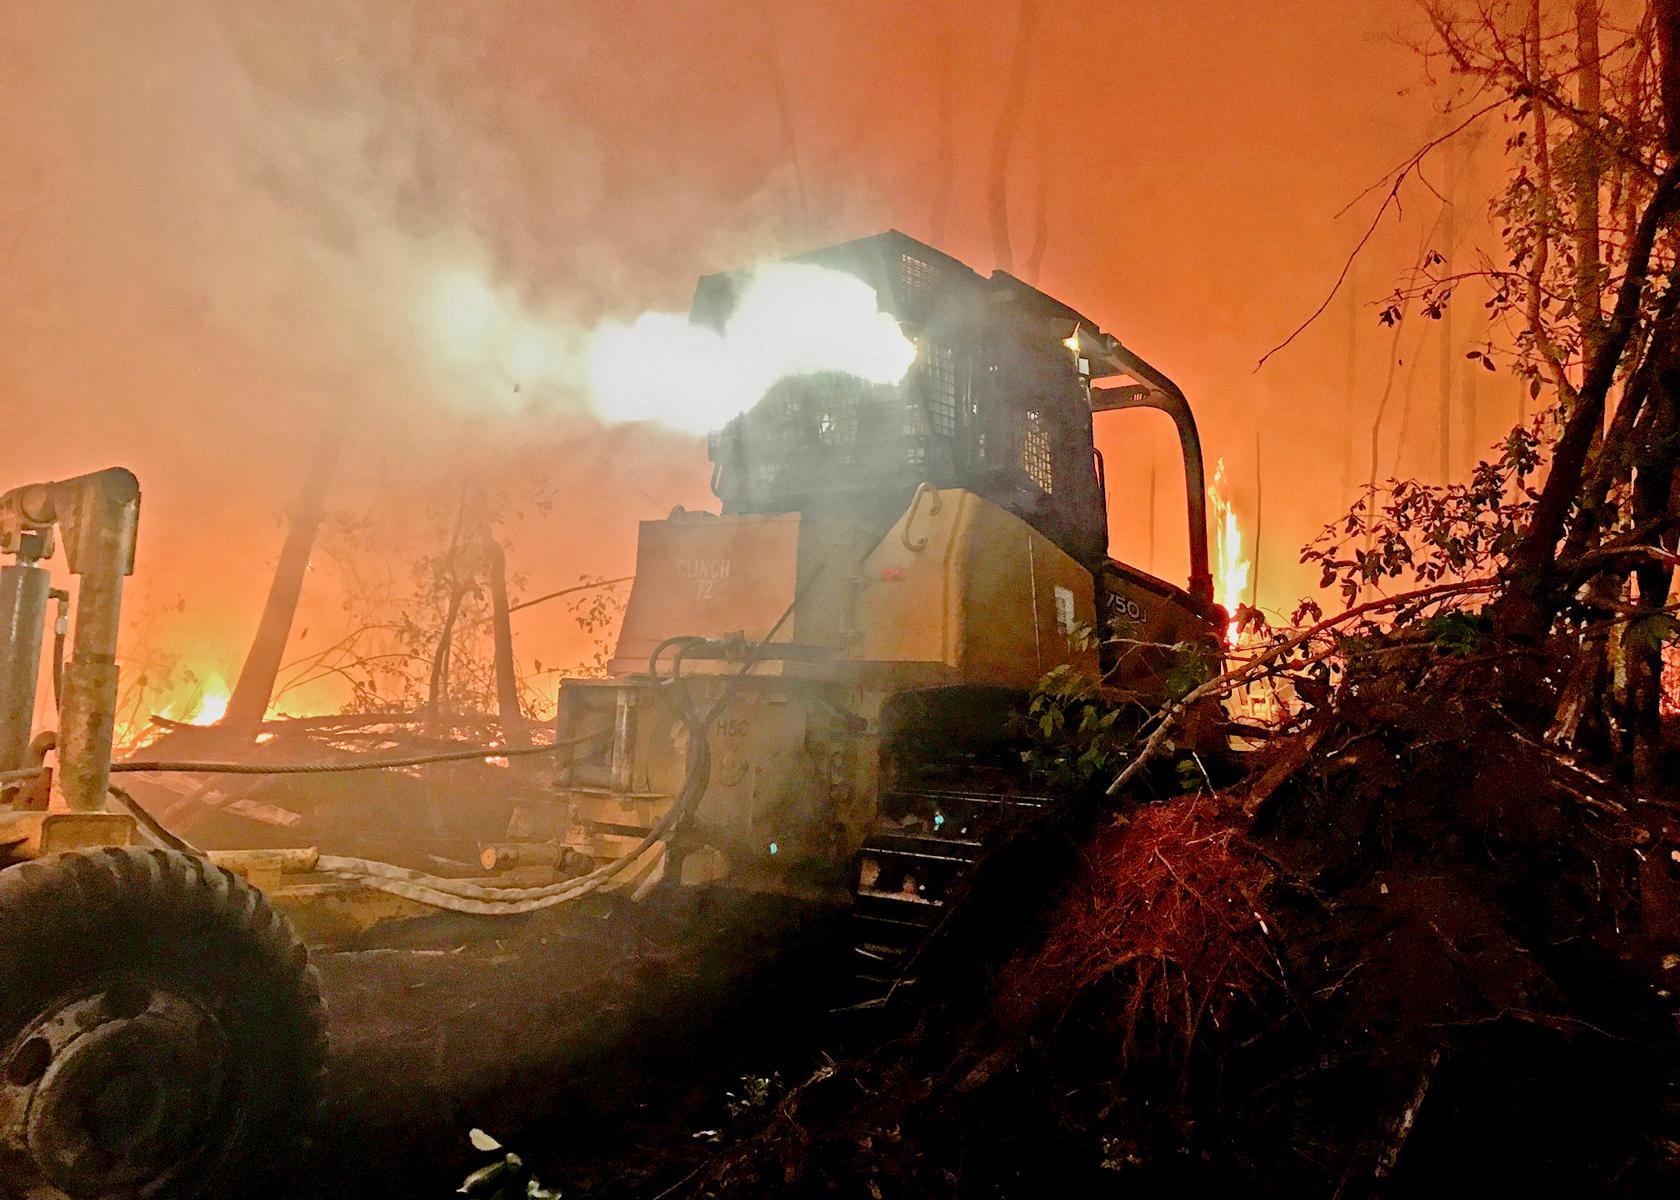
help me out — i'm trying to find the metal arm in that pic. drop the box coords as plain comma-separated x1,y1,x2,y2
0,468,140,812
1082,334,1214,608
0,561,49,779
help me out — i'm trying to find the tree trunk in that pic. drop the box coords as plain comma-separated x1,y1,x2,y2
1622,345,1679,787
1342,258,1360,506
1659,0,1680,157
426,482,479,735
1438,141,1457,482
1492,163,1680,640
1494,0,1680,640
928,51,955,246
756,0,809,235
1022,119,1051,284
481,530,528,746
222,422,341,734
1251,432,1263,610
988,0,1037,274
1575,0,1604,364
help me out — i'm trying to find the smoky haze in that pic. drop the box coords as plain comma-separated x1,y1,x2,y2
0,0,1500,719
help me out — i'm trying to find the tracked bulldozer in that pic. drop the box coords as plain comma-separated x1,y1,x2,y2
0,232,1223,1196
508,231,1227,1001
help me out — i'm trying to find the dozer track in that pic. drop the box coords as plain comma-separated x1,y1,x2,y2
843,773,1052,1010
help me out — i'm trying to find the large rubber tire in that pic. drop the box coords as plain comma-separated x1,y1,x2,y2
0,846,326,1199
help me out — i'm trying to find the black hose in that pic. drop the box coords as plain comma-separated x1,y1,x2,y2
646,634,709,686
645,571,817,847
106,784,200,854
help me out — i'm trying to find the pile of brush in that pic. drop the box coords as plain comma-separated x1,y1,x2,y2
672,638,1680,1199
120,712,542,870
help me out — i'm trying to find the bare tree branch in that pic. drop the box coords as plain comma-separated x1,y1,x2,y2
1256,101,1502,371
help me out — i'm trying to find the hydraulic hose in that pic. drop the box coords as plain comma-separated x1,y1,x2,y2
315,731,713,915
319,579,816,915
107,784,200,855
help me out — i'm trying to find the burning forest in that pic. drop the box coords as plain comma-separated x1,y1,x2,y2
5,1,1680,1197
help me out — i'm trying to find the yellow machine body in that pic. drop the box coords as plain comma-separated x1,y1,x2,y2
613,489,1099,686
841,487,1099,687
543,487,1103,897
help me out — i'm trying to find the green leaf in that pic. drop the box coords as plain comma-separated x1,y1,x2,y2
1628,612,1680,653
1421,611,1490,656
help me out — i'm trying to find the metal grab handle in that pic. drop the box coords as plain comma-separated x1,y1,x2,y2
901,483,943,551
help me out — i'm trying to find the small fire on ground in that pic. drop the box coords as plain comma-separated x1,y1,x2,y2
171,678,231,727
115,673,232,752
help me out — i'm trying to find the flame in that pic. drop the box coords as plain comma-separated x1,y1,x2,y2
167,674,230,727
1207,458,1252,644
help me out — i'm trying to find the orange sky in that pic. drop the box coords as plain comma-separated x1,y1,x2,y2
0,0,1520,717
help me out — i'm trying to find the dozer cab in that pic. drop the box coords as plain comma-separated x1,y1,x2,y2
513,231,1226,999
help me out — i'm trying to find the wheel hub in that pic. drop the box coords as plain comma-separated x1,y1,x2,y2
0,979,229,1196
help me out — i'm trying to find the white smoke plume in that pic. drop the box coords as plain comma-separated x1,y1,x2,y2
422,262,919,435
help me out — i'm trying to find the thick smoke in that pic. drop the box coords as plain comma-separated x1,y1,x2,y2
1,0,1473,720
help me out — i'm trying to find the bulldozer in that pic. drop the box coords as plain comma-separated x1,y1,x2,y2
0,230,1222,1197
503,230,1227,1000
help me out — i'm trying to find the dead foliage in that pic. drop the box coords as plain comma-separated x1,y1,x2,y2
669,637,1680,1199
995,795,1278,1063
1227,641,1680,1194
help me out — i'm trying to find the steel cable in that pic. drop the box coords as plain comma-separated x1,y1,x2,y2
2,731,605,787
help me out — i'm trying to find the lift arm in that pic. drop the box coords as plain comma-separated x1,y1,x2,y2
0,468,140,813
